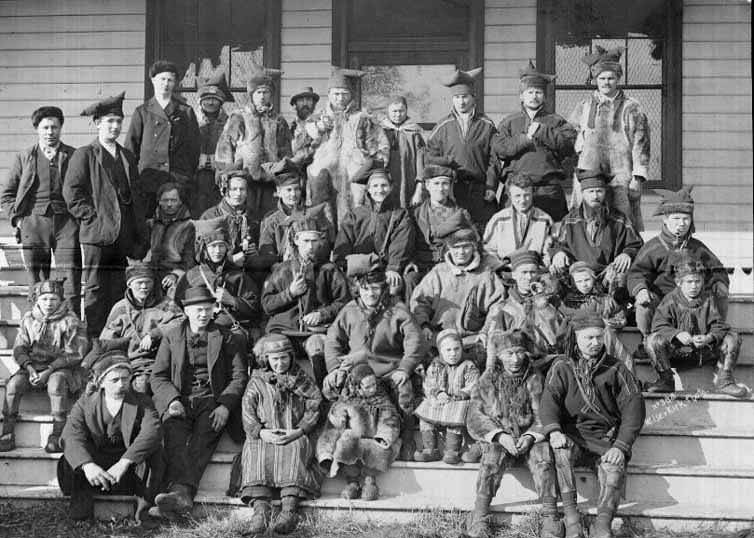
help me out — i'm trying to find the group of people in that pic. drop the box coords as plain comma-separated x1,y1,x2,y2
0,47,744,538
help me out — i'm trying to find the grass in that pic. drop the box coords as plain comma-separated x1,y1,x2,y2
0,501,750,538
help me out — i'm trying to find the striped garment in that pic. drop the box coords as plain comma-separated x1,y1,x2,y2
414,359,480,427
239,368,323,498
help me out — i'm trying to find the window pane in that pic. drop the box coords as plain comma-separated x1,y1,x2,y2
626,37,662,85
555,44,590,85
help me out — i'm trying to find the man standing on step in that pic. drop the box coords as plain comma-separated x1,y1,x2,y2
64,92,148,338
149,285,247,518
541,311,645,538
1,106,81,314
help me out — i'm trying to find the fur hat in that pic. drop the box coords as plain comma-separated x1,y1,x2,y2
30,279,65,303
653,186,695,216
570,310,605,331
519,59,556,89
149,60,179,79
443,67,483,96
198,71,234,103
582,46,624,79
126,262,155,286
270,158,303,188
576,168,612,190
194,216,229,246
435,212,478,245
328,67,365,90
253,334,295,368
247,64,282,94
488,329,533,361
346,253,386,284
81,91,125,120
92,350,132,386
290,86,320,107
671,251,706,279
31,106,64,128
353,164,389,186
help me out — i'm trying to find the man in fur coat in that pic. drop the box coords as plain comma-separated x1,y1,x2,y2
305,67,390,223
427,67,498,230
568,47,650,231
214,64,292,218
491,61,576,221
541,311,645,538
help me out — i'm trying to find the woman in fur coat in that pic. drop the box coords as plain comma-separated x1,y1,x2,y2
317,363,401,501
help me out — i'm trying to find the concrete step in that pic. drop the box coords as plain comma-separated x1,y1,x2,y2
0,268,29,286
4,485,754,532
3,447,754,512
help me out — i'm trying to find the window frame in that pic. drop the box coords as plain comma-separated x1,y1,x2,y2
144,0,282,106
536,0,683,190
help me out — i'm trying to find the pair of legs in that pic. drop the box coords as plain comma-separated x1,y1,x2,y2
645,330,746,397
467,440,561,538
636,293,730,339
19,212,81,315
416,422,479,465
1,369,73,452
240,485,305,535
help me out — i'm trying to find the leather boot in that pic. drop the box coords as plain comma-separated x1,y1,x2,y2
341,481,361,500
715,369,748,398
645,369,675,393
155,483,193,515
443,431,462,464
540,514,564,538
134,497,160,530
561,492,583,538
414,430,441,462
588,513,614,538
398,415,417,461
272,496,300,534
245,499,271,535
45,420,65,453
465,494,492,538
0,415,16,452
461,440,482,463
361,475,380,501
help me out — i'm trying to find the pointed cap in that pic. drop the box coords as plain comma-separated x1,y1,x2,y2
443,67,483,95
519,59,556,89
247,63,282,94
653,186,695,216
582,46,624,78
328,67,365,90
198,71,234,103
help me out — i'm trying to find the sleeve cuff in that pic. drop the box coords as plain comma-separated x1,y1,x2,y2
542,423,562,437
612,439,631,454
484,429,505,444
523,430,546,444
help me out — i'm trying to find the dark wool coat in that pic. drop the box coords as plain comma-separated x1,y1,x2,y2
540,353,645,456
651,288,729,345
316,382,401,474
553,204,643,273
333,197,414,274
258,200,333,261
125,97,201,181
62,390,162,470
145,204,195,280
241,365,323,497
262,257,351,333
626,227,729,298
149,320,248,441
1,143,76,226
63,139,146,254
467,363,545,443
411,199,472,268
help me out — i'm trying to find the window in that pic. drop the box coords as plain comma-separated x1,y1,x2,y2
333,0,484,130
145,0,281,110
537,0,682,188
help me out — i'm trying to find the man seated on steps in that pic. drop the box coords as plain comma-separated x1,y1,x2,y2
464,329,559,538
541,311,646,538
58,351,164,528
149,285,248,518
645,253,747,398
1,279,88,453
627,186,729,359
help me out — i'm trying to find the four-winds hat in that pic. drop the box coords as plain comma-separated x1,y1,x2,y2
247,63,282,94
269,158,303,188
198,71,234,103
670,250,706,279
576,167,612,190
653,186,695,216
422,164,455,181
352,163,389,186
570,310,605,331
149,60,180,79
92,349,132,385
328,67,365,90
289,213,325,237
253,333,294,362
31,106,64,128
182,285,216,306
582,46,624,79
442,67,483,96
346,253,386,284
126,262,155,286
290,86,320,107
519,59,556,89
506,247,542,270
435,211,478,246
489,329,533,355
30,279,65,302
194,216,230,252
568,261,597,278
81,91,125,120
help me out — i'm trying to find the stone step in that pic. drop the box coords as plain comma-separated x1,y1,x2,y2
0,268,28,286
4,485,754,532
3,448,754,512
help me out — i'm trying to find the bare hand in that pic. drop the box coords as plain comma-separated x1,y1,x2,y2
244,242,258,257
302,311,323,327
612,253,632,273
602,447,625,466
390,369,409,387
549,431,569,449
692,334,713,348
209,404,230,432
676,332,694,346
484,189,497,203
551,251,570,272
167,400,186,418
161,274,177,291
215,288,236,308
319,115,334,131
422,327,434,342
497,433,519,456
231,251,246,266
515,434,535,454
628,176,644,199
26,365,40,385
385,270,402,289
82,463,115,491
436,392,450,404
139,334,153,352
410,184,425,207
711,282,729,297
289,274,309,297
276,428,303,445
106,459,132,484
331,412,348,429
35,369,52,387
635,289,653,306
260,429,282,444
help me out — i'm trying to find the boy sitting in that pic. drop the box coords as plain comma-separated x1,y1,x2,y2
646,253,746,397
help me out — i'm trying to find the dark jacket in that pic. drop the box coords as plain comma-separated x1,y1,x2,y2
125,97,201,183
149,320,248,441
627,227,729,298
262,257,351,333
1,143,76,226
651,288,729,345
540,352,645,456
62,390,162,470
553,205,643,273
62,139,146,254
259,200,333,261
411,199,472,268
200,200,272,271
333,197,414,274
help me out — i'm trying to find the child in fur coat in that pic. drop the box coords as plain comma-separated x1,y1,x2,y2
413,330,480,464
317,364,401,501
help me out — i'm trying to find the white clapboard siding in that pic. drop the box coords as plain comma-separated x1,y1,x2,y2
483,0,537,122
0,0,146,208
279,0,332,125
